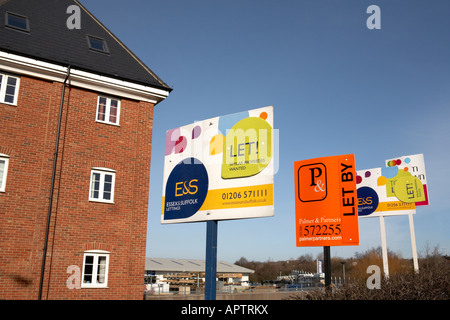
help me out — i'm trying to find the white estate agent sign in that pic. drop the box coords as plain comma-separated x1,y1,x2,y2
385,154,429,206
356,167,416,217
161,106,275,224
356,154,429,217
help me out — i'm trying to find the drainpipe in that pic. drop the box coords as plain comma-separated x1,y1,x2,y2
38,65,71,300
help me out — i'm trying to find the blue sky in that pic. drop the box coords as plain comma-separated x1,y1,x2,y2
82,0,450,263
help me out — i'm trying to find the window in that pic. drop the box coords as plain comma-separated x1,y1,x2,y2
81,251,110,288
0,154,9,192
5,12,30,32
0,73,20,105
96,96,120,125
89,168,115,203
87,35,109,53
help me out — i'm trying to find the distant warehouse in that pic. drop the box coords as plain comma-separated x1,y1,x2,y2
145,258,254,293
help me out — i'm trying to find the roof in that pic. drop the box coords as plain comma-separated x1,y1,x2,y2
145,258,254,274
0,0,171,91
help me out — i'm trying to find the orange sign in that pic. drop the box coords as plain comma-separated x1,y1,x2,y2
294,154,359,247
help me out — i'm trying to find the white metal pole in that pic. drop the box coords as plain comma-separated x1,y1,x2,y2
379,215,389,278
408,213,419,273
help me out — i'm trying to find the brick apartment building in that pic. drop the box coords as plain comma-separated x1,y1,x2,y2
0,0,171,299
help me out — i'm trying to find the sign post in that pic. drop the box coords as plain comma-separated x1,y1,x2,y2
161,106,275,300
295,154,359,289
379,215,389,278
323,246,331,290
408,214,419,273
205,220,218,300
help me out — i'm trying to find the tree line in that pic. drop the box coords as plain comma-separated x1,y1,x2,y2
235,244,448,284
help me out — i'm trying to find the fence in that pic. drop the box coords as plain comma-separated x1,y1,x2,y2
144,278,345,300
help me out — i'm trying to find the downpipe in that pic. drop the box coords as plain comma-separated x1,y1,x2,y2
38,65,71,300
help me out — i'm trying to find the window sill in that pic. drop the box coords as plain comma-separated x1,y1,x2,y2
0,101,18,107
89,199,115,204
81,285,109,289
95,120,120,127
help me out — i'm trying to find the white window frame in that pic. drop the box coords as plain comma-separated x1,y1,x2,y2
96,95,120,125
0,72,20,105
81,250,110,288
89,167,115,203
0,154,10,192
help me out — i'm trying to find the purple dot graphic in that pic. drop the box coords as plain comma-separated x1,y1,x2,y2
192,125,201,139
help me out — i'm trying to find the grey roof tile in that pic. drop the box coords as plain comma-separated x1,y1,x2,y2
0,0,171,91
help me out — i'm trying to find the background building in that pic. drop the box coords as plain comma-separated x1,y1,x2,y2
145,258,254,293
0,0,171,299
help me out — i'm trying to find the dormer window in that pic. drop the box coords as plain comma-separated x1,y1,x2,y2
5,12,30,32
87,35,109,54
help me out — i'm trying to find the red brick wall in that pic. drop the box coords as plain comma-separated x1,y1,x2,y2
0,74,154,300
